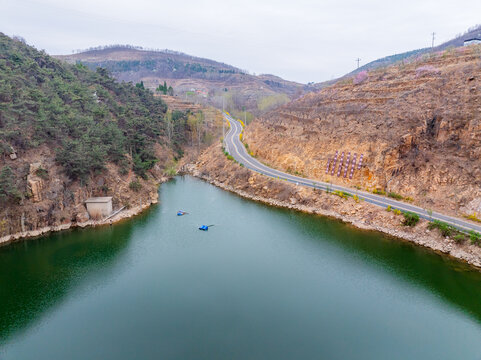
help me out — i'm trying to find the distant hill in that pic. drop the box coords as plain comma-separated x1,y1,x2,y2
55,46,310,116
304,24,481,91
58,45,244,81
343,24,481,78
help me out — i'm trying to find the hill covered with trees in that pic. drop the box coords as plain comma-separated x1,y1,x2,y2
55,46,309,117
1,34,173,181
0,33,203,238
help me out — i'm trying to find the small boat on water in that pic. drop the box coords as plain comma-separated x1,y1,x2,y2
177,211,188,216
198,224,214,231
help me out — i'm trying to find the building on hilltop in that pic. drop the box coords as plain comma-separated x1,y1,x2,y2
464,38,481,46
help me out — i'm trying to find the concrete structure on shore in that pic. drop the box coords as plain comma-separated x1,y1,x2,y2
85,197,112,219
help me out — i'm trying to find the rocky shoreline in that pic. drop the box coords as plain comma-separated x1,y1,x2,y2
0,181,164,248
4,144,481,271
186,144,481,270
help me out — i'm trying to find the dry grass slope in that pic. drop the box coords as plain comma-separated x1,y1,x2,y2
244,45,481,217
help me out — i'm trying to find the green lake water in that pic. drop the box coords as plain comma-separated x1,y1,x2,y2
1,176,481,359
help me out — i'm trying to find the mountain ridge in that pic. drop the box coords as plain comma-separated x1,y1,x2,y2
54,45,309,116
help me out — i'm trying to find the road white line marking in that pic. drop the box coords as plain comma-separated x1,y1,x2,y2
222,115,481,233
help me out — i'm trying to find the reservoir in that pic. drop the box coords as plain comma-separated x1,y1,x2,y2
1,176,481,359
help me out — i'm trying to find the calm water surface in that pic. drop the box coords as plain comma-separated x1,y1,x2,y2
1,176,481,359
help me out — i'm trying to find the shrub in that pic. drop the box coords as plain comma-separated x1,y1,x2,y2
129,180,142,192
0,219,8,236
428,220,455,237
227,155,234,161
386,205,392,212
353,70,368,85
373,189,386,195
453,234,466,244
464,213,481,223
164,161,177,176
469,231,481,246
333,190,351,199
35,167,49,180
393,209,402,215
0,166,22,204
257,94,290,112
338,77,353,86
402,211,419,226
388,192,403,200
118,157,130,176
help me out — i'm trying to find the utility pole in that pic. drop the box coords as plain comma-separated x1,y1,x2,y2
222,97,225,148
222,117,225,144
431,32,436,49
355,58,361,69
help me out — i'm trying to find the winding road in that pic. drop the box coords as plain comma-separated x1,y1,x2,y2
223,113,481,234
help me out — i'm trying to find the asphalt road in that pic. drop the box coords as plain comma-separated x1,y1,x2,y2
223,113,481,234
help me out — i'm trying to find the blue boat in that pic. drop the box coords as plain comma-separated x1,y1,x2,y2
177,211,188,216
199,224,214,231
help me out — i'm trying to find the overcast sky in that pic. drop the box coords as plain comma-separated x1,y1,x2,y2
2,0,480,83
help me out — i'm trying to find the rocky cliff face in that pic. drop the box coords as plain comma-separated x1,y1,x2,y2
244,46,481,216
0,144,170,239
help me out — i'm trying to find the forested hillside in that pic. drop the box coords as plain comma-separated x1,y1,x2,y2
56,46,308,117
0,33,210,238
0,34,173,181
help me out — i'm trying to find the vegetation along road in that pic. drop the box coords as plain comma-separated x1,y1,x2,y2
223,113,481,235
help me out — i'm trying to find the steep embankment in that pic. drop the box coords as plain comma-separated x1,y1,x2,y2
0,34,197,242
55,46,308,114
188,143,481,268
244,45,481,218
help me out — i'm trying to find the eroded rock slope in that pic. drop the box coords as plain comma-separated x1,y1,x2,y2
245,46,481,216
